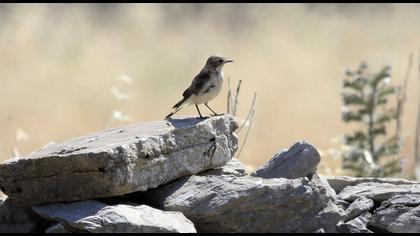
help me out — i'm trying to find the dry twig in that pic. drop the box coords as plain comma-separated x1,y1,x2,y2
236,92,257,159
395,53,413,161
233,80,242,116
415,48,420,170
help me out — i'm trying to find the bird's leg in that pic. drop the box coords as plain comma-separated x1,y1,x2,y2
205,103,219,116
195,105,204,119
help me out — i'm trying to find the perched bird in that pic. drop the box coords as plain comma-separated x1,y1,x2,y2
165,55,233,119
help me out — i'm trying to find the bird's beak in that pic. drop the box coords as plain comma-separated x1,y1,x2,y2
224,59,234,63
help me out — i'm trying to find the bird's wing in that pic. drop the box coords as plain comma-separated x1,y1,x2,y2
182,71,211,98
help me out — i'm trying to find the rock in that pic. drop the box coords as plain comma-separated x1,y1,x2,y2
385,193,420,206
337,212,373,233
0,196,42,233
326,176,420,194
315,200,345,233
339,182,420,202
311,173,337,201
202,158,247,177
251,141,320,179
0,223,38,233
367,193,420,233
137,174,337,233
342,197,374,222
32,200,196,233
368,203,420,233
31,200,108,227
44,223,74,233
335,199,350,209
0,115,239,206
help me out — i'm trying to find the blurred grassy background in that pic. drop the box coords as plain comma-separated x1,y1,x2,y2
1,3,420,178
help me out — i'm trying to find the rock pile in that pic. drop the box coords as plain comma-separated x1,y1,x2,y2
0,115,419,233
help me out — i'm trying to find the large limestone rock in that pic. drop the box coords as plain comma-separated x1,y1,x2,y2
32,200,196,233
339,182,420,202
136,174,335,233
327,176,419,194
251,141,321,179
0,115,238,206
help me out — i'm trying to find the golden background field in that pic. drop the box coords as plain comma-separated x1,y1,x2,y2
1,3,419,178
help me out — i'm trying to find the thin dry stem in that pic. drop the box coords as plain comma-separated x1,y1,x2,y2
395,53,413,161
227,77,233,114
233,80,242,116
415,49,420,168
237,92,257,159
238,92,257,132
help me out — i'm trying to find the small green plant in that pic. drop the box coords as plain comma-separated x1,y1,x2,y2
341,62,401,177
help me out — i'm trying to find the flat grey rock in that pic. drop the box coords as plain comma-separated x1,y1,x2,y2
342,197,374,222
138,174,339,233
31,200,108,228
251,140,320,179
201,158,247,177
385,193,420,206
368,202,420,233
0,115,238,206
79,204,197,233
327,176,419,194
339,182,420,202
337,212,373,233
32,200,196,233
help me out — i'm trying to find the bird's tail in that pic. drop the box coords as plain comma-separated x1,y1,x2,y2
172,97,187,109
165,97,188,119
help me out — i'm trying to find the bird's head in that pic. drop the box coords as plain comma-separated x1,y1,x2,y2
205,55,234,70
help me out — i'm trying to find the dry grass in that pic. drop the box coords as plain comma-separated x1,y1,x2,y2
1,4,420,179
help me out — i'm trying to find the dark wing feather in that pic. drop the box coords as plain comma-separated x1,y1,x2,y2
182,71,211,98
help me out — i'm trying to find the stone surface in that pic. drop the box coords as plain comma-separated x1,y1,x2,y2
342,197,374,222
0,196,41,232
314,199,345,233
202,157,247,177
339,182,420,202
369,203,420,233
0,223,38,233
0,115,238,206
327,176,420,194
138,174,337,233
44,223,73,233
251,141,321,179
385,193,420,206
32,200,196,233
311,173,337,201
337,212,373,233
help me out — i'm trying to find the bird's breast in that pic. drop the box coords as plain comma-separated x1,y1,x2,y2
190,72,224,105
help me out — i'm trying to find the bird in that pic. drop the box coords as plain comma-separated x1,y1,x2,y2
165,55,233,119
